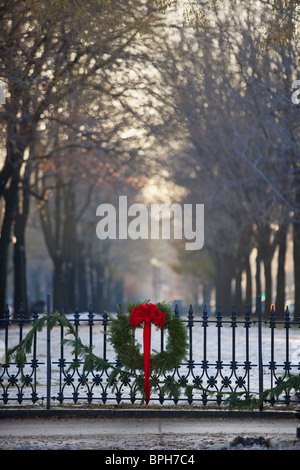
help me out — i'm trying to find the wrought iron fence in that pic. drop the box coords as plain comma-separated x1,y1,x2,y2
0,295,299,409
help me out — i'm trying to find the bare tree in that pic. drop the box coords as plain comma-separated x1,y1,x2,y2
150,0,299,316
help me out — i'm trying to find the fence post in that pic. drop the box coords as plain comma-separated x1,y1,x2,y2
46,294,51,410
257,295,263,411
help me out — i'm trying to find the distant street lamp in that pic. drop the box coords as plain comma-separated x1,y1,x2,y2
150,258,161,302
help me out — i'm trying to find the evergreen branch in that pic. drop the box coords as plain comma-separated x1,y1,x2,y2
225,374,300,409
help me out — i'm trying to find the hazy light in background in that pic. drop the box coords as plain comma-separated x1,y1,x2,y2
141,176,187,205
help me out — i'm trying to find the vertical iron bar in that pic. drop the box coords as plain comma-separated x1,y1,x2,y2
88,304,94,348
187,304,194,404
188,304,194,368
284,306,291,382
201,304,209,405
231,305,237,371
18,303,24,343
58,304,64,403
87,304,94,392
216,306,222,372
214,306,222,405
269,304,275,392
46,294,51,410
257,296,263,410
102,311,108,361
4,304,10,365
73,304,80,402
203,305,208,378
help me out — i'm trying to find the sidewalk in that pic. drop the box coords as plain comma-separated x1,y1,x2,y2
1,409,299,450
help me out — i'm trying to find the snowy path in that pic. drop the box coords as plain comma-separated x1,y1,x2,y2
1,319,300,405
0,415,299,450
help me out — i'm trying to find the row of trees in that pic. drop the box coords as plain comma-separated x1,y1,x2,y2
0,1,299,319
0,0,168,316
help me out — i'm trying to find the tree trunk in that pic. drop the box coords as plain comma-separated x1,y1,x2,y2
256,225,276,318
255,249,261,301
0,176,20,320
234,260,243,310
215,252,233,314
293,221,300,318
76,242,88,311
13,165,30,317
13,215,28,317
53,256,65,312
65,261,76,312
275,225,287,319
202,282,212,311
96,261,104,313
0,83,34,320
245,253,252,313
263,258,272,318
89,259,96,310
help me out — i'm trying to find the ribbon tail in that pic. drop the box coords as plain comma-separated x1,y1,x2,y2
143,321,151,406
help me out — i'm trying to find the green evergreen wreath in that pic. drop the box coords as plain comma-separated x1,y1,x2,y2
109,301,188,376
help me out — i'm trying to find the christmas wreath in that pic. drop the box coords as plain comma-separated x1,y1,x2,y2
109,301,188,404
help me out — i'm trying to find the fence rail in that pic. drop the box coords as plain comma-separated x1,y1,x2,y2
0,295,299,409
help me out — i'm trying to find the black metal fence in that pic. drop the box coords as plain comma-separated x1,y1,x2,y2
0,295,299,409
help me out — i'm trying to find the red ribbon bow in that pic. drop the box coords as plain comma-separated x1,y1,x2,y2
130,303,166,405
